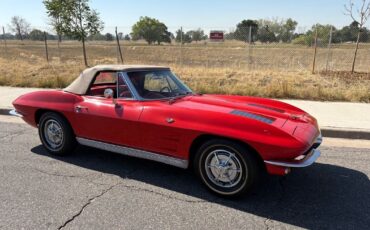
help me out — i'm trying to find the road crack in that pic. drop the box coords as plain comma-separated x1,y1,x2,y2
32,168,87,179
57,183,120,230
120,184,206,204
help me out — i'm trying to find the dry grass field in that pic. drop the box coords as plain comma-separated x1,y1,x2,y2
0,40,369,102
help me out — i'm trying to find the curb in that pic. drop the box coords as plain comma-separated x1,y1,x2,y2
1,108,370,140
0,108,12,116
321,128,370,141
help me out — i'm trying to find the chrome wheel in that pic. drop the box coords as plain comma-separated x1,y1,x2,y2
43,119,64,150
204,149,244,188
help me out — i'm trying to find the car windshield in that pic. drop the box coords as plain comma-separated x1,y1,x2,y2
126,70,192,100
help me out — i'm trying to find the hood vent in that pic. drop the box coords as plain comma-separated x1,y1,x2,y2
248,103,285,113
230,110,275,124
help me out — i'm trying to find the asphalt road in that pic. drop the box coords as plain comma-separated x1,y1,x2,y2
0,121,370,230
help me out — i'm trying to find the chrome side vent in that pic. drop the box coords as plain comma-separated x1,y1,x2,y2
248,103,285,113
230,110,275,124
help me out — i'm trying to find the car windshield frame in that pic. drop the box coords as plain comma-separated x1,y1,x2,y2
120,70,193,101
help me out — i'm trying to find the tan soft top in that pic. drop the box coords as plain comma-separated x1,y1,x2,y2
64,64,169,95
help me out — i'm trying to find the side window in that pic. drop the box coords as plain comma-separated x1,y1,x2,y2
117,73,133,98
93,72,116,84
88,72,117,97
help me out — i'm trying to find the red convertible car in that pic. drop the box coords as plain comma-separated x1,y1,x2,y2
11,65,322,197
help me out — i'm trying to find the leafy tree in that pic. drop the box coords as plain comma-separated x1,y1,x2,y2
188,29,206,42
29,29,45,41
131,17,171,45
234,19,258,42
257,18,298,43
224,31,235,40
117,32,124,40
257,26,277,43
9,16,30,40
280,18,298,42
105,33,114,41
44,0,104,66
124,34,131,41
292,24,338,46
175,29,192,43
43,0,64,42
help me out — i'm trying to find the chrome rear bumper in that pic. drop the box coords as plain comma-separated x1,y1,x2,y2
9,109,23,117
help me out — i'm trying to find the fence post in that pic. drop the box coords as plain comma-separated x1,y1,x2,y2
2,26,7,55
312,25,318,74
115,27,123,64
248,26,252,69
180,26,183,67
325,26,333,72
44,31,49,63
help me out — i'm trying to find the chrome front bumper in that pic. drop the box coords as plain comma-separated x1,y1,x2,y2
9,109,23,117
264,149,321,168
264,134,322,168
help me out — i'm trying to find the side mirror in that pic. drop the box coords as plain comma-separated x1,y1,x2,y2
104,88,114,99
104,88,120,107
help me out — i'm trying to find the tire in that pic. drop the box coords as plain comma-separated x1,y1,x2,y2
194,139,260,197
38,112,76,156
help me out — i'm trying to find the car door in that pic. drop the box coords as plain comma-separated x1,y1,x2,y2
72,71,143,147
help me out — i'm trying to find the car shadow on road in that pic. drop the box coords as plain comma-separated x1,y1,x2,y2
32,145,370,229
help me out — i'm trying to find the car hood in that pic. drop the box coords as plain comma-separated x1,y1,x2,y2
178,94,313,124
174,94,320,143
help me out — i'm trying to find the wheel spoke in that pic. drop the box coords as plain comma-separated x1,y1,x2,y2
213,152,220,164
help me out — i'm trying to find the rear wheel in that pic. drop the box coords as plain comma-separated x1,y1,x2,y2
194,139,260,197
38,112,76,156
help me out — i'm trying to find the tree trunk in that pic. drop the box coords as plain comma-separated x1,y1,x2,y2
351,30,361,74
17,28,23,41
57,38,61,60
82,36,88,67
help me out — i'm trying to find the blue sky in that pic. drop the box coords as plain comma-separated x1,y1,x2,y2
0,0,364,34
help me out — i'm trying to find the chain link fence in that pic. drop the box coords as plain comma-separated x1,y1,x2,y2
1,25,370,73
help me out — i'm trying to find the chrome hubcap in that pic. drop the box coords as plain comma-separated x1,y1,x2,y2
43,119,63,149
205,149,243,188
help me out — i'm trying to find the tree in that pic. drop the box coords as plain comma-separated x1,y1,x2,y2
280,18,298,42
344,0,370,73
43,0,64,42
234,19,258,42
131,17,171,45
105,33,113,41
175,29,192,43
9,16,30,40
29,29,45,41
117,32,123,40
44,0,104,66
292,24,338,46
188,29,206,42
124,34,131,41
257,26,277,43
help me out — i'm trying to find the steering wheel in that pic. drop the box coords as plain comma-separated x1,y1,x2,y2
160,86,171,93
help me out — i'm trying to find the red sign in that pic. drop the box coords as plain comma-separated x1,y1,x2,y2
210,31,224,41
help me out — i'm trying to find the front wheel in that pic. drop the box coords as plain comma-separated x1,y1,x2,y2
194,139,260,197
38,112,76,156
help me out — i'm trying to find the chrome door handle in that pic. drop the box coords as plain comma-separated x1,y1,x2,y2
75,105,88,113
